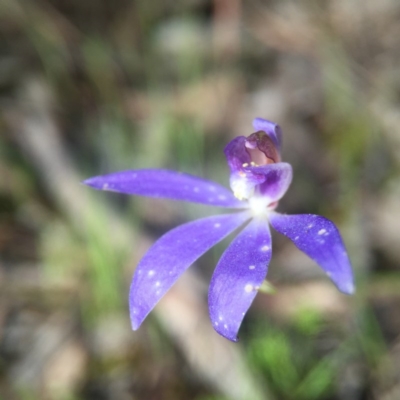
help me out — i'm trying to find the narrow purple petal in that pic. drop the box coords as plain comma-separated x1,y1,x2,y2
208,218,272,341
130,212,250,330
252,118,282,150
83,169,244,208
269,213,354,294
248,162,292,203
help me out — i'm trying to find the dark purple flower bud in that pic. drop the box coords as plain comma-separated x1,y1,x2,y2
224,130,280,174
225,128,283,200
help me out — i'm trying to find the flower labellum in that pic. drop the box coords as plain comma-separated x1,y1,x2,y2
83,118,354,342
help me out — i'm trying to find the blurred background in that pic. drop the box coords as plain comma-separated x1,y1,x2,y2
1,0,400,399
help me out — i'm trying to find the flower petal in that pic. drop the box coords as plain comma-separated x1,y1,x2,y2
229,170,265,201
228,162,292,202
208,218,272,341
224,136,249,173
269,213,354,294
130,212,250,330
245,131,280,163
252,118,282,151
247,162,292,203
83,169,244,208
224,130,280,174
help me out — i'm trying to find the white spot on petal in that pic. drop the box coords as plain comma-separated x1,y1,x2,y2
155,281,161,287
219,316,223,321
214,223,221,228
208,186,216,192
224,324,228,329
318,229,327,235
102,183,109,190
249,265,255,270
260,245,270,252
148,270,155,277
244,284,253,293
193,187,200,193
215,322,219,326
307,224,313,229
218,195,227,200
294,236,299,240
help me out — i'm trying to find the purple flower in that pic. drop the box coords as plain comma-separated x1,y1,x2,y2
83,118,354,342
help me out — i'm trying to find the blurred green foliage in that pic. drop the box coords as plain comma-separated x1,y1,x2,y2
1,0,400,399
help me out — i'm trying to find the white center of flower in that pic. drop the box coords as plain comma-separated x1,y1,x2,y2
248,196,271,218
231,177,254,200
